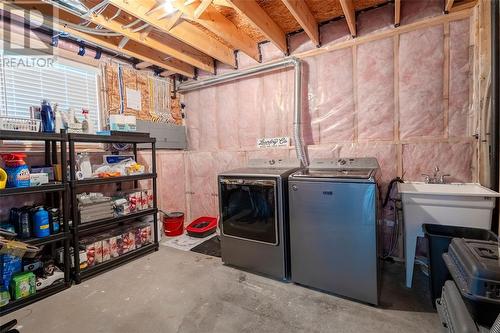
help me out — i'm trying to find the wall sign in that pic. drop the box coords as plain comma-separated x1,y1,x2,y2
257,136,290,148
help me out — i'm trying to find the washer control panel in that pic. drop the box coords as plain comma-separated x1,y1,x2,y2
310,157,379,170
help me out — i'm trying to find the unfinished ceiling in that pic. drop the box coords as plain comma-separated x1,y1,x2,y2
5,0,478,78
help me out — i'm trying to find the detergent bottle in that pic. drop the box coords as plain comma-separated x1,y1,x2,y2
41,99,55,133
33,207,50,238
1,154,30,188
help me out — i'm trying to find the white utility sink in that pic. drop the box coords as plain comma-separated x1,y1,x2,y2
398,182,500,196
398,182,500,288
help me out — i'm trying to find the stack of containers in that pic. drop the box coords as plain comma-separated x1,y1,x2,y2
436,234,500,331
80,222,153,269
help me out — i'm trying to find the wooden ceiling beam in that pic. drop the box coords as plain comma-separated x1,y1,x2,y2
107,0,237,68
4,2,196,78
174,0,260,61
194,0,212,18
226,0,287,54
83,10,215,73
394,0,401,27
445,0,455,13
449,0,477,13
281,0,320,47
339,0,356,37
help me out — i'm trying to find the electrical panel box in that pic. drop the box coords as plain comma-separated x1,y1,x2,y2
136,120,187,149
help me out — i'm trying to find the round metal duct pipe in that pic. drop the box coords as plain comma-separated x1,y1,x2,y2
177,57,308,167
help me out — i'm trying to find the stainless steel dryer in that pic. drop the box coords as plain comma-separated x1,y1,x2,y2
218,159,300,280
288,157,380,305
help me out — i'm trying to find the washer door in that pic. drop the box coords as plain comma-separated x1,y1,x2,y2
219,178,278,245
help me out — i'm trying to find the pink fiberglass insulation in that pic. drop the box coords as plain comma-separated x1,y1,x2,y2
402,142,473,182
184,90,201,150
198,87,218,151
261,69,294,139
289,30,316,54
237,51,260,70
237,75,263,148
156,152,186,213
313,48,355,143
246,148,292,161
320,19,351,46
357,5,394,37
449,18,471,138
399,25,444,139
401,0,443,25
216,81,239,149
187,193,218,222
357,37,394,140
187,152,217,195
260,42,284,63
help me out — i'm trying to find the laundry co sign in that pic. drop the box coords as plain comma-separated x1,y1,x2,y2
257,137,290,149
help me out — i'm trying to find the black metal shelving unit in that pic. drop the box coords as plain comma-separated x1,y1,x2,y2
68,133,159,284
0,130,71,316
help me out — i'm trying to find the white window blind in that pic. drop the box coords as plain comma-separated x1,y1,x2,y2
0,56,100,130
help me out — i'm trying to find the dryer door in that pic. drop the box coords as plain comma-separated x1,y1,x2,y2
219,178,278,245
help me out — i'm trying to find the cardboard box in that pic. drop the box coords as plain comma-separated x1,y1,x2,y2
29,173,49,186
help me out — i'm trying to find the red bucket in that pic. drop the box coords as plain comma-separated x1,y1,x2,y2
163,212,184,237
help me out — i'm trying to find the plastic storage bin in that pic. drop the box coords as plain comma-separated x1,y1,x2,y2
436,280,479,333
443,238,500,328
422,224,498,305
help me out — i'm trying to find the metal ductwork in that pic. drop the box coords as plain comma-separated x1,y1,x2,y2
177,57,309,167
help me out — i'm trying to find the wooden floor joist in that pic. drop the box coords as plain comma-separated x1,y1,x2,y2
281,0,320,47
86,12,215,73
339,0,357,37
394,0,401,27
226,0,288,54
3,2,196,77
445,0,455,13
173,0,260,61
194,0,212,19
107,0,237,68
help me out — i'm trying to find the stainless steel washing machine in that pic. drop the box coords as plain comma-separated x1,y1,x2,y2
218,159,300,280
288,157,380,305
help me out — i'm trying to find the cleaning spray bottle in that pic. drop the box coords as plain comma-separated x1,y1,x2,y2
1,153,30,188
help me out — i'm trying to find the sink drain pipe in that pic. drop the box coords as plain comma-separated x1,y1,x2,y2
177,57,309,167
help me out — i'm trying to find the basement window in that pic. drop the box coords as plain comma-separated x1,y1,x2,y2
0,55,101,132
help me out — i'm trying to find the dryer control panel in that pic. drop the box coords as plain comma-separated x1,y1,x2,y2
247,158,301,169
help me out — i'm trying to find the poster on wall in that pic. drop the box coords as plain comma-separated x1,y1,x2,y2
257,137,290,148
126,88,141,111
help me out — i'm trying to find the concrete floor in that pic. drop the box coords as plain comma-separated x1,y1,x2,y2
4,246,441,333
